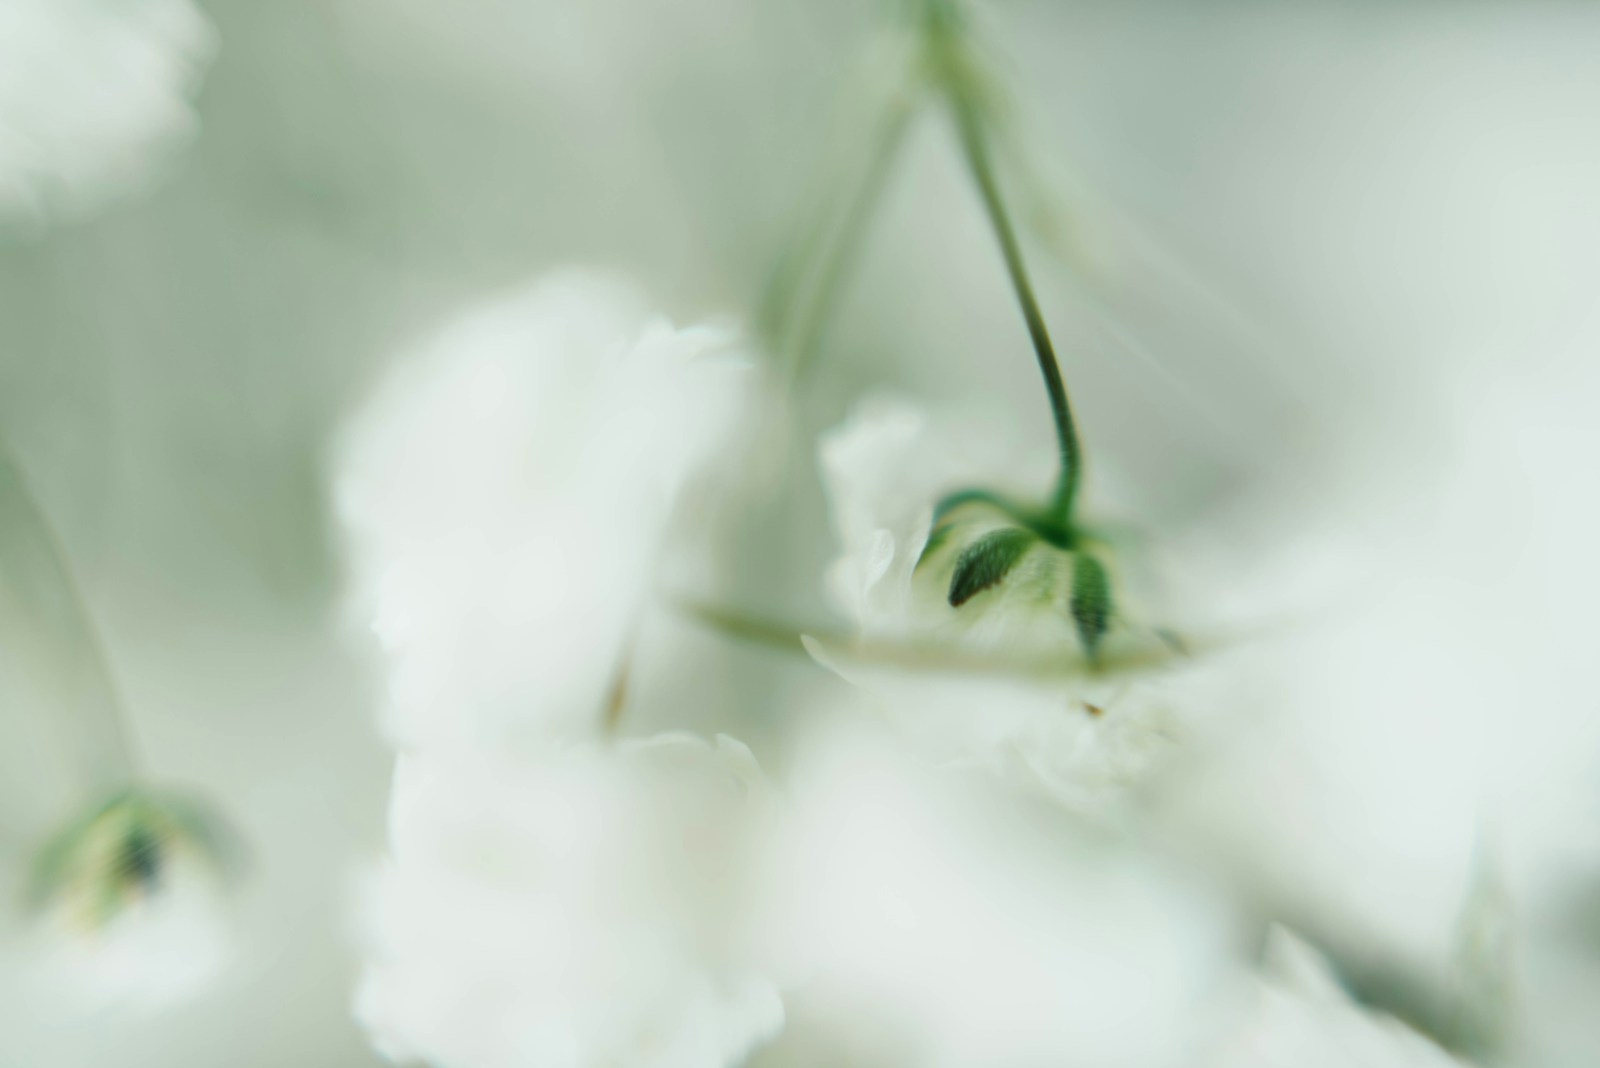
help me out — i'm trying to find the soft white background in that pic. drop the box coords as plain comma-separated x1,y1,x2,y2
2,1,1599,1065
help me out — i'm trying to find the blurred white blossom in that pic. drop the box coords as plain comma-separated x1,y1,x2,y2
814,396,1185,816
1207,928,1467,1068
355,733,783,1068
340,269,777,1068
755,717,1237,1068
21,790,234,1014
0,0,214,222
336,270,754,749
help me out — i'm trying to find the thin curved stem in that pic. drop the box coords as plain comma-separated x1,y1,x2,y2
0,442,137,789
674,596,1200,680
676,599,814,657
945,89,1082,518
782,97,915,383
755,176,839,347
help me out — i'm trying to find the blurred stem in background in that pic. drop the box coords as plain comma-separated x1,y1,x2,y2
755,35,919,383
678,595,1198,678
1,443,240,945
0,444,140,793
776,96,914,384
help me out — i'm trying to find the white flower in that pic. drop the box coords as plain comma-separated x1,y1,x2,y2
336,269,753,749
1207,928,1467,1068
0,0,214,223
355,733,783,1068
340,270,776,1067
814,395,1185,816
755,717,1236,1068
22,789,235,1014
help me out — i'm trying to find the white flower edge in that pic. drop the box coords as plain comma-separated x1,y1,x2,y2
0,0,216,223
334,268,755,749
354,731,782,1068
753,715,1237,1068
1207,927,1468,1068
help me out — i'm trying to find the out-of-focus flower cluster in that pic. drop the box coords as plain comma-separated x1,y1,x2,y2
0,0,214,223
338,270,783,1068
330,264,1490,1068
21,789,234,1014
355,736,781,1068
8,1,1593,1066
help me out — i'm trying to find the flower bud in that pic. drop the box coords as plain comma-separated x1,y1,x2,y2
26,788,237,1012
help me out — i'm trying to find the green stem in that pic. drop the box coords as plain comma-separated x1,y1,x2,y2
677,599,814,656
0,443,138,789
755,176,837,347
675,596,1197,679
932,25,1083,519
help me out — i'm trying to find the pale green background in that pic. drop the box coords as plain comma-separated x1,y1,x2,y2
3,2,1599,1065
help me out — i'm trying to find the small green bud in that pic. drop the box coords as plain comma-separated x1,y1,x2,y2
910,487,1145,669
30,789,237,932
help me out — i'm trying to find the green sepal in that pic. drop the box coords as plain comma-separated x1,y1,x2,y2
948,527,1038,607
914,489,1011,573
27,788,240,929
916,486,1071,575
1069,552,1112,658
929,487,1037,530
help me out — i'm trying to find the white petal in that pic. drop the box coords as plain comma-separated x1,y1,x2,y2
355,735,781,1068
0,0,214,222
336,269,753,749
756,717,1236,1068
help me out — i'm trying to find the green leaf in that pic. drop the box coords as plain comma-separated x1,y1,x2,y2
1069,553,1112,657
948,527,1037,607
0,447,132,785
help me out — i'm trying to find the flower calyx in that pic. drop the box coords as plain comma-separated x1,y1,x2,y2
29,788,238,932
916,488,1118,661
